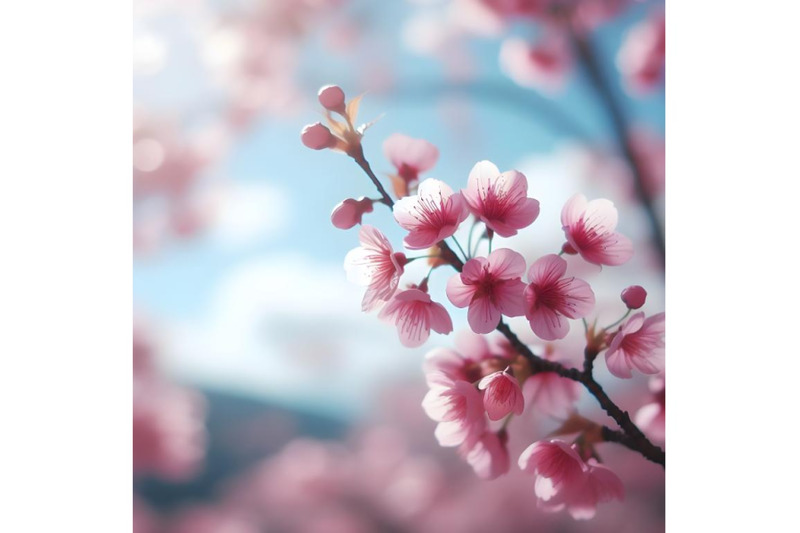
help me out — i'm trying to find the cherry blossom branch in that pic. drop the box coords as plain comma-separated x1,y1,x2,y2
350,144,395,208
569,30,666,269
348,149,664,467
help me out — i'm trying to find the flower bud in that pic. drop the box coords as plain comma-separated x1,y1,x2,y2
301,122,335,150
621,285,647,309
330,197,374,229
317,85,346,113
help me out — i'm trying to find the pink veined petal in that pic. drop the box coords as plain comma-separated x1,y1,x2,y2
579,232,634,266
423,347,464,378
486,248,527,279
644,312,666,334
418,176,455,198
403,227,442,250
558,277,596,318
528,305,570,341
620,312,646,335
630,351,664,375
343,247,374,286
466,160,501,198
383,133,439,172
528,254,568,286
586,462,625,503
454,330,492,361
461,431,510,480
428,301,454,335
358,224,391,252
561,193,588,228
582,198,619,234
446,274,476,308
493,278,527,318
496,170,529,198
468,295,502,334
460,256,489,281
392,195,424,228
522,373,579,420
394,289,431,304
502,197,541,230
605,348,634,379
434,420,470,447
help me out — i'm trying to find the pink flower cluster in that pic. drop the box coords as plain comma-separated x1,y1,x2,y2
304,86,665,521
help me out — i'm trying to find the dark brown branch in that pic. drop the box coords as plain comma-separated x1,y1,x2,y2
570,30,666,269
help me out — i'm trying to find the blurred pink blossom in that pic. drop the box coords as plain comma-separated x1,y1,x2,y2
423,371,487,447
617,11,665,95
519,439,624,520
499,35,571,93
383,133,440,198
460,430,511,480
522,346,581,419
635,375,665,444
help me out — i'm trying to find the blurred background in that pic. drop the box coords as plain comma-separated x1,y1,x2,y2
133,0,665,531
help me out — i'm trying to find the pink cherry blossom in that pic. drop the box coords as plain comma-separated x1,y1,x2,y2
522,346,580,419
461,160,540,237
331,197,374,229
383,133,439,195
422,371,487,447
460,430,510,480
378,288,453,347
523,254,595,341
393,178,469,249
344,225,407,312
422,331,495,383
621,285,647,310
561,193,634,266
518,439,624,520
478,368,524,421
635,375,665,443
604,312,665,379
446,248,527,334
499,36,571,94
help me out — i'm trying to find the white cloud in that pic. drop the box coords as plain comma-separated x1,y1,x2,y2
162,254,444,417
208,181,289,249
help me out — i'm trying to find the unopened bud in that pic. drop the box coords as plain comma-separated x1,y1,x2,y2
621,285,647,309
301,122,336,150
318,85,346,113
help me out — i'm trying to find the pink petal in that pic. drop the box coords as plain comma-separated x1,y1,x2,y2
561,194,588,228
428,301,454,335
604,348,634,379
468,295,502,334
558,277,596,318
527,254,568,286
582,198,619,233
446,274,476,308
493,278,527,318
487,248,526,279
528,306,569,341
